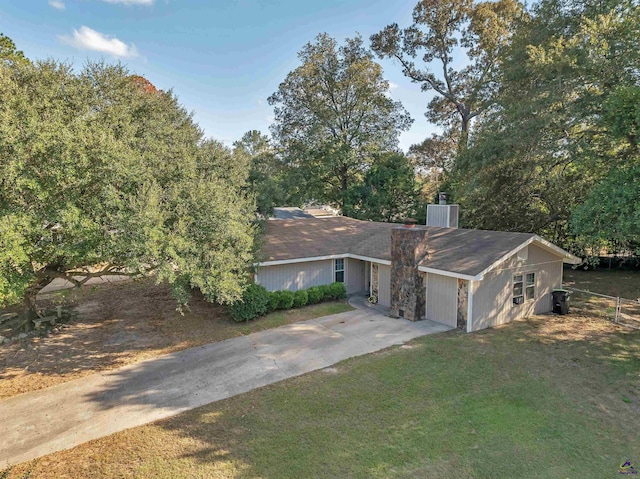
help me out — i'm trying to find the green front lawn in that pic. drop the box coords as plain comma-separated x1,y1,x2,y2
6,313,639,478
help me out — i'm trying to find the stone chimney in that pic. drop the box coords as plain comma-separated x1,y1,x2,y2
390,224,428,321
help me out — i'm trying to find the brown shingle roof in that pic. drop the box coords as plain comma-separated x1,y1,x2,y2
258,217,554,277
418,227,534,277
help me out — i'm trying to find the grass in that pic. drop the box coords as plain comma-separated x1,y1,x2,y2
564,267,640,299
564,267,640,329
4,313,639,479
0,279,353,399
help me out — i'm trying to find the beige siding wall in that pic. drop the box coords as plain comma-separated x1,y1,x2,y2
346,258,367,294
471,244,564,331
426,273,458,327
256,260,333,292
377,264,391,307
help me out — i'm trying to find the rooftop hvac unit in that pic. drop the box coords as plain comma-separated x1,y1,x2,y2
426,204,459,228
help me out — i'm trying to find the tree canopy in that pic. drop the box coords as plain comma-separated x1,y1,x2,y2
0,53,256,325
269,33,412,213
233,130,287,218
371,0,523,150
349,152,420,222
451,0,640,255
0,33,28,67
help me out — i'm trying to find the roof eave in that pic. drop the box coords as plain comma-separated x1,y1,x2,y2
473,236,582,279
254,253,391,267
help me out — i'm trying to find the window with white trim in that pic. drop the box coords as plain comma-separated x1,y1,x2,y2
525,272,536,300
335,258,345,283
513,272,535,305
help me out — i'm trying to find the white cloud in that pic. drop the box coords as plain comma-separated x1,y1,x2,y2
59,26,139,58
101,0,154,5
389,82,399,91
49,0,66,9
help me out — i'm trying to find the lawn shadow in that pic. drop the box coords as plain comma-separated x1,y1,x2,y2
0,280,230,398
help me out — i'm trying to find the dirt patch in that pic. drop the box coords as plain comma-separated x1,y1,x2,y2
0,279,352,399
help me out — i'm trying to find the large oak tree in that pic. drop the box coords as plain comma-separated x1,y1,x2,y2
371,0,522,151
268,33,412,213
0,54,256,327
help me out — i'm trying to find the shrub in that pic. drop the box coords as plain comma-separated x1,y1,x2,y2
307,286,323,304
328,282,346,299
293,289,308,308
267,291,281,312
278,290,295,309
230,284,270,322
319,284,332,300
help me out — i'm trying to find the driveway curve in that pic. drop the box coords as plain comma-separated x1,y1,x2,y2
1,306,451,467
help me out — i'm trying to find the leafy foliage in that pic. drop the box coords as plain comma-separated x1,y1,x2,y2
233,130,287,217
307,286,323,304
230,284,270,322
350,152,420,222
269,33,412,212
371,0,523,150
0,51,256,321
328,282,347,299
293,289,309,308
277,290,295,310
452,0,640,252
0,33,29,67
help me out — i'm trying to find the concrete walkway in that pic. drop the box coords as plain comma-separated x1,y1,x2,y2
0,307,451,467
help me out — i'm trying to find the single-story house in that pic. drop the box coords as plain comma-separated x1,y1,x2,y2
254,204,581,332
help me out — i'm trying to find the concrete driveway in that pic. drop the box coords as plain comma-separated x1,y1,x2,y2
0,306,451,467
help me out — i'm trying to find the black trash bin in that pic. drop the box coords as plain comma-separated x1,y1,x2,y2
552,289,570,315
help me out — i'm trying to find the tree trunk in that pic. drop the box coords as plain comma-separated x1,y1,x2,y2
459,115,470,151
19,287,39,332
339,164,349,213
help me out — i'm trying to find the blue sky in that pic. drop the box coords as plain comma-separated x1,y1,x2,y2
1,0,440,151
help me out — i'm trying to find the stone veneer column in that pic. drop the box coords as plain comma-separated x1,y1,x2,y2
390,227,429,321
457,279,468,330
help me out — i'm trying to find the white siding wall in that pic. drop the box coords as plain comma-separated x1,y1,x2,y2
377,264,391,307
425,273,458,327
470,244,564,331
256,260,333,292
346,258,366,294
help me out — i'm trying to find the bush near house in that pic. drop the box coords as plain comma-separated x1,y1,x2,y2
267,291,281,312
231,282,348,322
319,284,331,299
307,286,323,304
230,284,270,322
328,282,347,299
293,290,309,308
277,290,295,310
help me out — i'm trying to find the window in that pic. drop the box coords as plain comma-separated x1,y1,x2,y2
335,258,345,283
513,275,524,305
525,272,536,300
513,272,536,305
